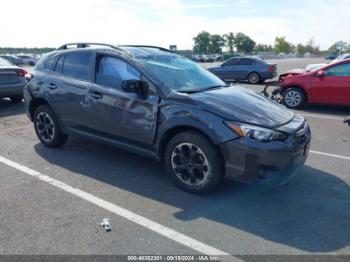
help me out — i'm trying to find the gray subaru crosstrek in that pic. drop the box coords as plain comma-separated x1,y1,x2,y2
24,43,311,193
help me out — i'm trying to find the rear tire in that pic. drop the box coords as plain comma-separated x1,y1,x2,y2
164,131,224,193
247,72,260,84
33,105,68,148
10,95,23,103
282,87,306,108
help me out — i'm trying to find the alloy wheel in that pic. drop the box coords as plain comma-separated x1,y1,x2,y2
285,90,302,107
248,73,259,84
171,143,210,186
36,112,55,143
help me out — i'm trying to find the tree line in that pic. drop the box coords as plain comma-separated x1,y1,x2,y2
0,47,55,55
193,31,350,56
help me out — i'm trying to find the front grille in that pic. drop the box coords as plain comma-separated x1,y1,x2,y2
296,121,310,145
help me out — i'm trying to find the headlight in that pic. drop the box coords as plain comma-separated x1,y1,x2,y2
225,122,287,142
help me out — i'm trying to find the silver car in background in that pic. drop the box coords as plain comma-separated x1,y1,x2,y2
0,58,26,103
17,54,36,66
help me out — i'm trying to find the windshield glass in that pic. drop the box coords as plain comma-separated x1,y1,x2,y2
122,47,225,92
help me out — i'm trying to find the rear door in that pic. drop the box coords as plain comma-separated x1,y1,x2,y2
311,62,350,105
86,54,159,148
46,51,93,130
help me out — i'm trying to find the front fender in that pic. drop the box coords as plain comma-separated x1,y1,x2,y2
155,102,239,153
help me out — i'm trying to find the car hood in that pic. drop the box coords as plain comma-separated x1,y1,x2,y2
189,85,295,128
279,68,306,78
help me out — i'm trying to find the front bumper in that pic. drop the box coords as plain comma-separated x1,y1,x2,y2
220,121,311,185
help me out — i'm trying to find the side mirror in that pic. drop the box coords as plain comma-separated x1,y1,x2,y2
122,79,149,98
315,70,325,77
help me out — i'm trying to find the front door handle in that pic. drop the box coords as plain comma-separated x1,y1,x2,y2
47,83,57,90
89,91,103,99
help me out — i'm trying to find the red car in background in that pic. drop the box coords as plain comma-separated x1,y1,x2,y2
279,59,350,108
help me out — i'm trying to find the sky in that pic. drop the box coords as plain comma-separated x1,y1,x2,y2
1,0,349,50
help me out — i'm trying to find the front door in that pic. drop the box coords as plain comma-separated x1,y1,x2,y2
311,62,350,105
86,54,159,148
219,58,240,80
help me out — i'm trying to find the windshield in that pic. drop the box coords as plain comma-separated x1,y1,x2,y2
123,47,225,92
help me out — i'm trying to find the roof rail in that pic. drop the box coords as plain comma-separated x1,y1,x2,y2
56,42,127,53
118,45,173,53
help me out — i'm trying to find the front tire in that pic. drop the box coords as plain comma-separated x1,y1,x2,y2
33,105,68,148
164,131,224,193
282,87,306,108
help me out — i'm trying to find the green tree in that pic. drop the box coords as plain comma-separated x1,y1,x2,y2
274,36,293,54
296,43,307,56
193,31,211,54
234,32,256,54
209,34,226,54
255,44,273,52
224,32,235,53
328,43,338,54
328,41,348,54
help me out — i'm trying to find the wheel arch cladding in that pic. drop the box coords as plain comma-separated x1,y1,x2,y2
29,97,50,120
156,114,238,159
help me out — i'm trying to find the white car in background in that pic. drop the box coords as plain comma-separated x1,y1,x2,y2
305,63,327,72
332,53,350,63
17,54,36,66
305,53,350,72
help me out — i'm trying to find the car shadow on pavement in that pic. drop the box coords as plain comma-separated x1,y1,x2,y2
0,99,24,117
34,138,350,253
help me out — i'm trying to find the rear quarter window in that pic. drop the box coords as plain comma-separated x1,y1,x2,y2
61,52,92,81
44,57,57,71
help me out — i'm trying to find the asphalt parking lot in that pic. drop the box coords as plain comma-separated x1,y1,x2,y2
0,58,349,260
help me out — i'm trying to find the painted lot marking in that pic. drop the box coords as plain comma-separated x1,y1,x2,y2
300,113,345,121
310,150,350,161
0,155,242,261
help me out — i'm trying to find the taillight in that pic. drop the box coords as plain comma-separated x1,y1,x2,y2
16,69,28,77
268,65,274,72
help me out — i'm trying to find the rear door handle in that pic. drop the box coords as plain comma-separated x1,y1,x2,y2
89,91,103,99
47,83,57,90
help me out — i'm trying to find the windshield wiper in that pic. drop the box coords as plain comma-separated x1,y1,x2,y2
179,85,228,94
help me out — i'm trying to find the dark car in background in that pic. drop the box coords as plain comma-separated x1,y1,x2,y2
325,54,338,60
24,43,310,193
0,58,26,102
0,55,23,66
208,57,277,84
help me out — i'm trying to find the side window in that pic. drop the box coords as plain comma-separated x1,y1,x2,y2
44,57,57,71
222,58,239,66
62,52,92,81
54,56,64,73
238,58,254,65
325,63,350,76
96,56,141,88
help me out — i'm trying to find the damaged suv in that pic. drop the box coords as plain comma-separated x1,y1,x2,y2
24,43,311,193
